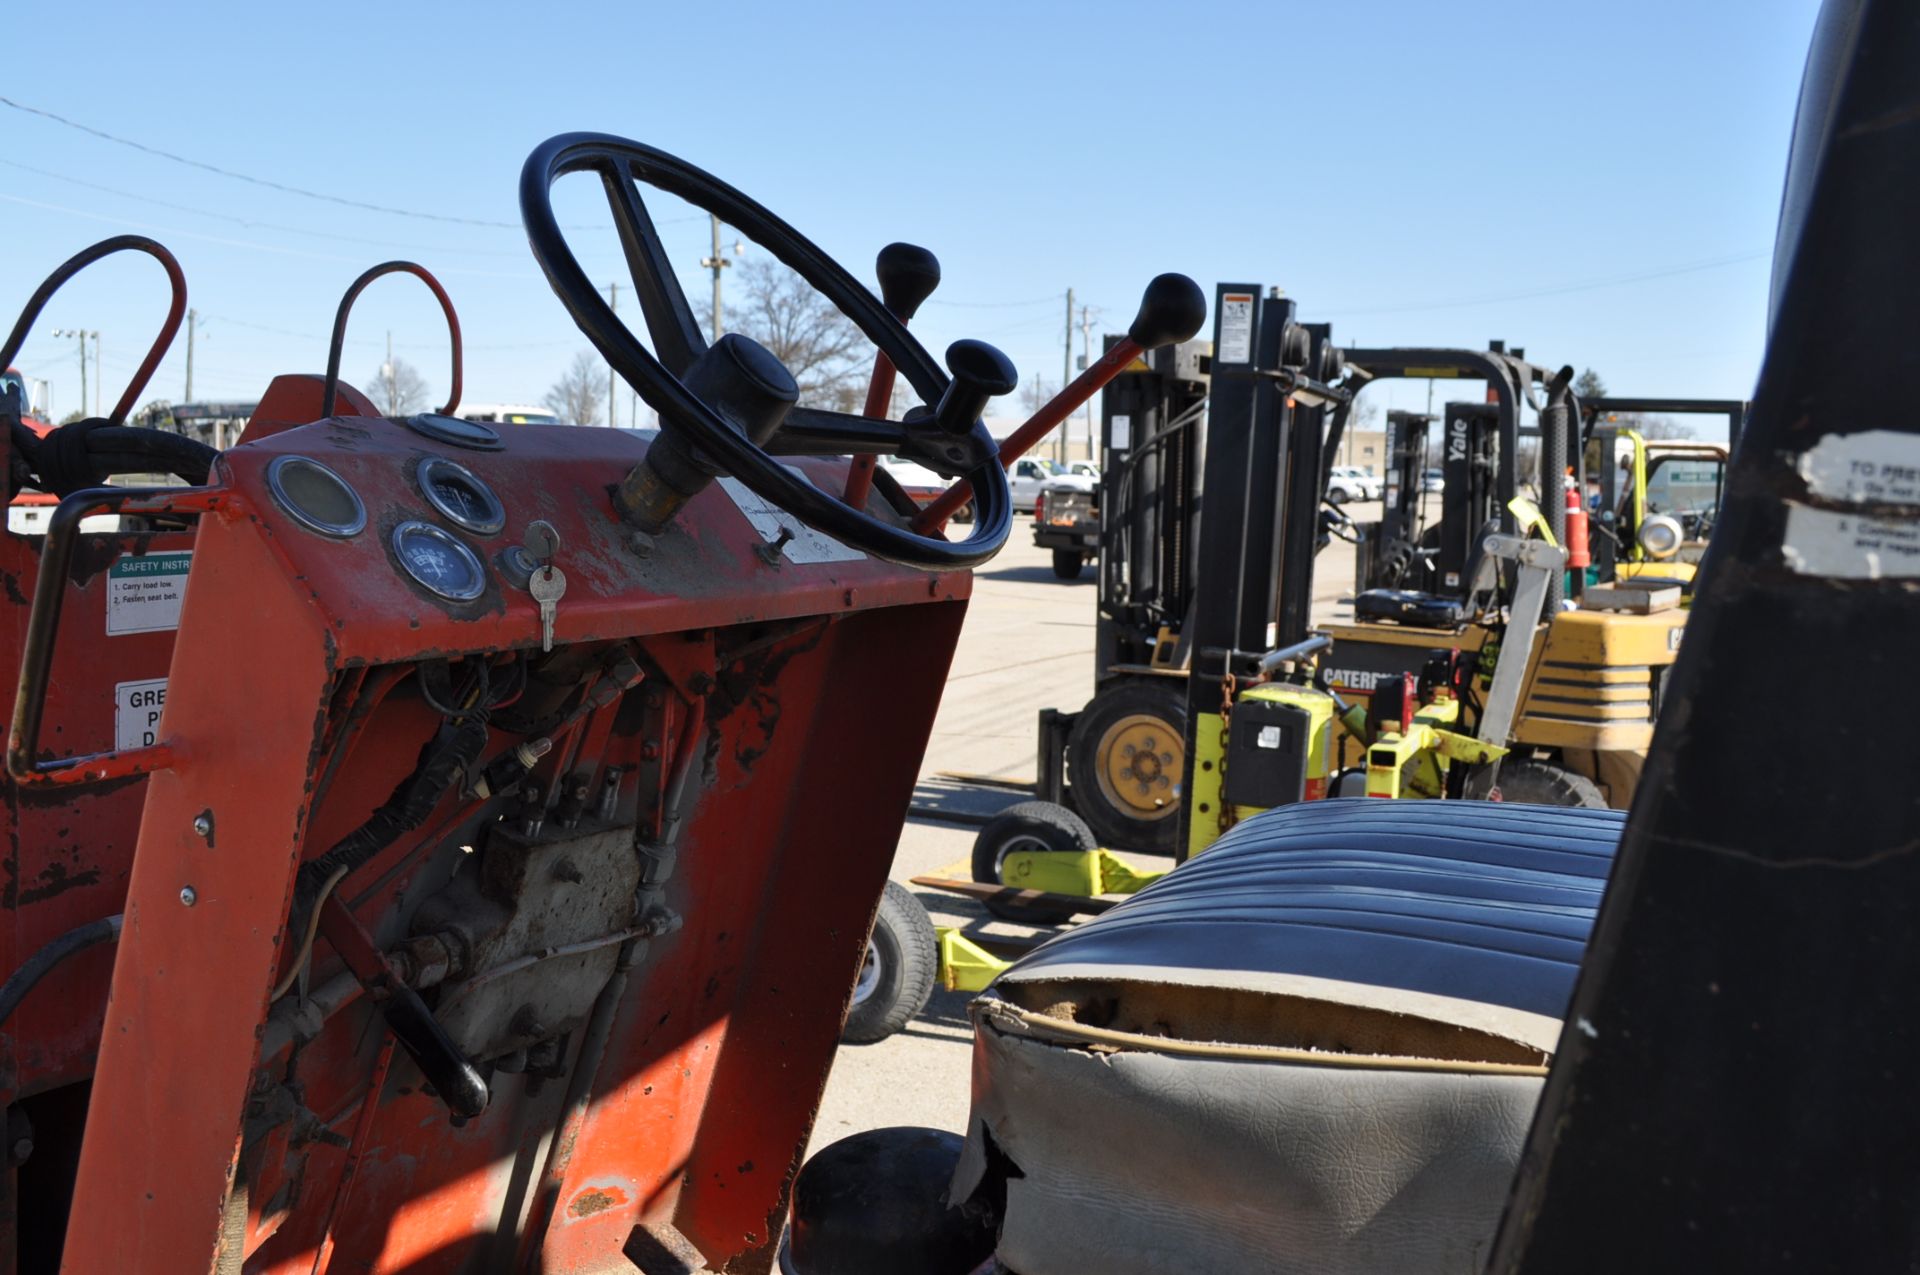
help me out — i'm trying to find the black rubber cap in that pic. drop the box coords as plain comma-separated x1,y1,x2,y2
1126,273,1208,350
875,243,941,320
945,339,1019,396
787,1128,995,1274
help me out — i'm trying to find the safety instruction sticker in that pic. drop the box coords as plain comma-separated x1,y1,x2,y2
106,552,191,635
114,678,167,749
717,473,866,565
1110,414,1131,451
1780,503,1920,578
1796,430,1920,507
1217,293,1255,364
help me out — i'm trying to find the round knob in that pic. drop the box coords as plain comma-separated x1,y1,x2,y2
1126,273,1208,351
875,243,942,320
932,339,1018,436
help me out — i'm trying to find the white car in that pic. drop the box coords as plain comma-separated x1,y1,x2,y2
1328,465,1381,502
1009,457,1074,511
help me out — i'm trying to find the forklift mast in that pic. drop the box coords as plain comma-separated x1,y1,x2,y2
1174,285,1344,858
1094,339,1209,672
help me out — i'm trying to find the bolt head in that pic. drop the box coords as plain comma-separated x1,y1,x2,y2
179,886,198,907
192,814,212,837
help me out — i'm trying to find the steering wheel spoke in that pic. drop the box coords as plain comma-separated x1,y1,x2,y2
767,407,909,457
601,167,707,376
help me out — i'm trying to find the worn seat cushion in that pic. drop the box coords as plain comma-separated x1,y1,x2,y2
952,799,1623,1275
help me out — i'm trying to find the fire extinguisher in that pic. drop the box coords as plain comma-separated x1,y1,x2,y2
1564,475,1590,572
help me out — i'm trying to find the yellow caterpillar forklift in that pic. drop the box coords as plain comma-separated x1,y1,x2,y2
1583,397,1743,593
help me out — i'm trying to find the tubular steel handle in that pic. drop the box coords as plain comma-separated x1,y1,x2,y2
0,236,187,425
1256,633,1333,674
319,261,464,421
6,485,224,788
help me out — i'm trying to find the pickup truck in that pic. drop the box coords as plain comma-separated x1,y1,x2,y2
1032,474,1098,579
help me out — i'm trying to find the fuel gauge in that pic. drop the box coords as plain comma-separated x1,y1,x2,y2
416,457,506,536
391,520,487,602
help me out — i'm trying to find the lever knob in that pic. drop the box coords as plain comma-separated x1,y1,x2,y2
1126,273,1209,351
875,243,942,320
931,340,1018,437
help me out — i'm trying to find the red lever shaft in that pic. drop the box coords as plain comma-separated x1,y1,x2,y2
911,335,1143,533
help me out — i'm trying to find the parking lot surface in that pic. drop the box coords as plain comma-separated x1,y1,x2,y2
810,506,1369,1152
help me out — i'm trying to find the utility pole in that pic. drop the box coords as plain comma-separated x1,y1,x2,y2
607,282,619,427
185,309,197,401
1060,288,1073,463
52,328,95,416
699,215,744,342
1078,304,1096,461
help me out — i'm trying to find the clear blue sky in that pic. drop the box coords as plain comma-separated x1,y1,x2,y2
5,0,1819,440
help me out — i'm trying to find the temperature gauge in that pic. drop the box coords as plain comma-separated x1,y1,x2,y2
416,457,506,536
391,520,487,602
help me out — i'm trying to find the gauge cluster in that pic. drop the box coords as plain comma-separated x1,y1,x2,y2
261,424,519,607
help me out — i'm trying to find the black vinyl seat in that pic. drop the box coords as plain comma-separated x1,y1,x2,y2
1009,798,1621,1027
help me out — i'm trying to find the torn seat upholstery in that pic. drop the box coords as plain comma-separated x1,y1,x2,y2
951,799,1622,1275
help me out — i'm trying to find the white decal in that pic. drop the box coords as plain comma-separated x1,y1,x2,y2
716,472,867,565
107,552,191,635
1217,294,1255,365
1796,430,1920,507
1780,502,1920,578
114,678,167,749
1110,414,1131,451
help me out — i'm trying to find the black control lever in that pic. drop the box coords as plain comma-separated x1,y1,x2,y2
931,339,1018,437
317,894,489,1120
875,242,941,321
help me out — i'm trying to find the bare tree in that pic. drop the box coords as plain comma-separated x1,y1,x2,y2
367,357,430,416
545,350,605,426
702,260,868,412
1021,376,1057,415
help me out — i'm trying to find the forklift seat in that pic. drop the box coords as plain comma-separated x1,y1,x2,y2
1352,587,1467,627
952,799,1622,1275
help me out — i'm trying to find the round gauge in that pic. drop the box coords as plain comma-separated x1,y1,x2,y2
266,455,366,538
416,457,506,536
402,413,503,451
391,520,487,602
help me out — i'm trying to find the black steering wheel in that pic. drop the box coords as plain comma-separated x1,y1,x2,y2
519,133,1013,570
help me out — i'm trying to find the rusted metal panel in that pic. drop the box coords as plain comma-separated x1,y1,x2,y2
14,410,971,1272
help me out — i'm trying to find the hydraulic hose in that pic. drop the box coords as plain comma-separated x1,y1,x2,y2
0,914,122,1030
7,418,219,499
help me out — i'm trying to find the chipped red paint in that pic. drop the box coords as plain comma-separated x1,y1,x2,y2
0,406,970,1273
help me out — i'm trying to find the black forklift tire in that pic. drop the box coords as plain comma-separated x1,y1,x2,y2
971,800,1096,924
1050,549,1084,580
1065,679,1188,854
842,881,938,1044
1464,758,1609,809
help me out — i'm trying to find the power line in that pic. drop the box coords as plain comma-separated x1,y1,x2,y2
1321,249,1770,318
0,96,708,235
0,158,529,256
924,293,1065,309
0,94,528,228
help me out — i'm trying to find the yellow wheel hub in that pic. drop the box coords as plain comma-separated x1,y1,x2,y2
1095,713,1182,821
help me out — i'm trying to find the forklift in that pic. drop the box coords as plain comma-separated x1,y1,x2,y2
1582,396,1744,591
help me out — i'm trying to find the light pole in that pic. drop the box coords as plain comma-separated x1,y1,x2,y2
51,328,97,417
699,215,746,341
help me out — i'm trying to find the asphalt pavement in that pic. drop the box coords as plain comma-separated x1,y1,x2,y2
809,507,1369,1154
